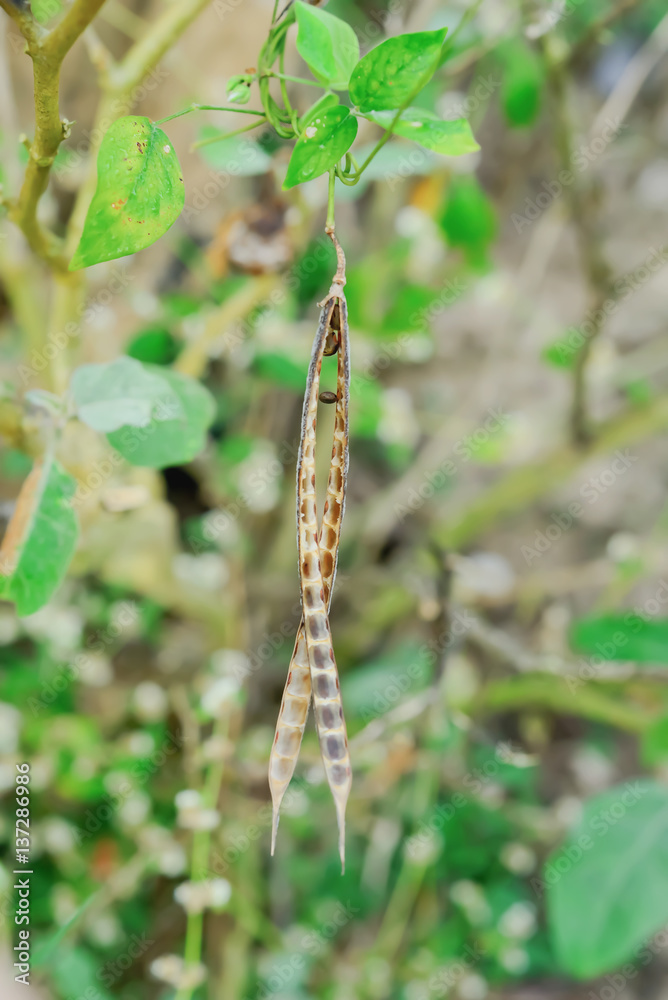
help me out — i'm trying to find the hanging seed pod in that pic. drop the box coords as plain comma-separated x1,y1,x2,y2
268,234,351,870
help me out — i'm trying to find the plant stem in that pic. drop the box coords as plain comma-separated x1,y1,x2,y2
6,0,108,269
351,101,411,180
543,34,613,445
265,70,323,88
474,673,653,733
155,104,266,125
326,168,336,231
191,118,267,150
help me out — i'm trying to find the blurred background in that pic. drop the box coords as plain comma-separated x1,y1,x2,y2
1,0,668,997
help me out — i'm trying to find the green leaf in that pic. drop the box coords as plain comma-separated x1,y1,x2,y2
70,116,184,270
196,128,272,175
440,176,497,255
542,338,577,370
126,327,181,366
71,356,170,432
570,613,668,662
349,29,447,112
295,1,360,89
363,108,479,156
300,93,340,130
283,106,358,189
106,366,216,468
253,351,306,390
498,38,544,128
546,780,668,978
0,455,78,616
642,715,668,766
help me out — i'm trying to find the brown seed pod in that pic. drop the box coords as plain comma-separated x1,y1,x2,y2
268,252,352,872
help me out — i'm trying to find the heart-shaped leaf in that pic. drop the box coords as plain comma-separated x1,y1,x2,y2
300,93,340,130
283,106,358,189
71,356,170,432
349,29,447,112
106,366,216,468
70,116,184,270
363,108,479,156
0,455,78,616
295,1,360,89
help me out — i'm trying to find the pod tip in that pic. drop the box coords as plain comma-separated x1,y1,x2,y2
270,805,280,857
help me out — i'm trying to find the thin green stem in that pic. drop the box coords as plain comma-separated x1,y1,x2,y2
277,47,293,117
335,163,360,186
155,104,265,124
266,70,323,88
440,0,484,58
326,168,336,230
191,118,267,150
354,106,404,177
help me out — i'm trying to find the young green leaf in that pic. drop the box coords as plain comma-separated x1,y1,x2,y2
546,781,668,977
642,715,668,766
0,455,78,616
348,29,447,112
71,356,171,432
570,613,668,662
106,367,216,468
300,93,340,130
283,106,358,189
295,1,360,90
440,176,497,259
498,38,544,128
363,109,479,156
70,117,184,271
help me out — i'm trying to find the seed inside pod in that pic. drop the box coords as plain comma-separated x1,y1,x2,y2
319,391,338,404
323,301,341,355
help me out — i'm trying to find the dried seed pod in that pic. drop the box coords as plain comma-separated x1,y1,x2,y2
268,278,351,871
